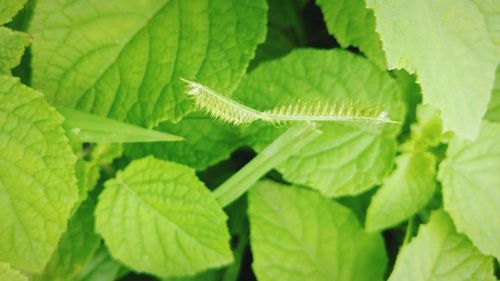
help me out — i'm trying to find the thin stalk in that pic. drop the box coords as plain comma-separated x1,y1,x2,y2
214,122,322,207
403,216,415,246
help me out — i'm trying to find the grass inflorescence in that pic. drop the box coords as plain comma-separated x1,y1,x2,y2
182,78,399,127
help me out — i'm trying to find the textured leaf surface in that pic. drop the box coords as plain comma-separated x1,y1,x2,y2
95,157,233,278
388,210,495,281
438,121,500,259
366,151,437,231
0,262,27,281
367,0,500,139
235,49,404,197
165,197,250,281
485,65,500,122
248,180,387,281
0,0,27,24
31,0,267,127
33,199,101,281
0,27,29,74
317,0,386,68
126,113,244,170
0,75,78,273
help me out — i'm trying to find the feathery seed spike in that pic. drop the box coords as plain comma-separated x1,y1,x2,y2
181,79,399,126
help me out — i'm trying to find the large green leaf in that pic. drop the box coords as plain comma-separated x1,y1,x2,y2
248,180,387,281
126,0,312,170
367,0,500,139
316,0,386,68
234,49,404,197
165,196,250,281
0,0,27,24
0,27,29,74
30,0,267,127
0,262,27,281
388,210,495,281
438,121,500,259
95,156,233,278
366,151,437,232
125,0,307,170
0,75,78,273
33,199,101,281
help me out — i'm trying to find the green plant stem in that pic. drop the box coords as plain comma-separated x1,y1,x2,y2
214,122,322,207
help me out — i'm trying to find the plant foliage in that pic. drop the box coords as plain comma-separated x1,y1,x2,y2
0,0,498,280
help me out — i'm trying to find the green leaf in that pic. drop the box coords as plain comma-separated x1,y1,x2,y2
404,104,443,151
166,197,250,281
235,49,404,197
0,75,78,273
30,0,267,127
366,151,437,232
74,159,100,204
59,108,183,143
366,103,442,232
220,198,249,281
0,0,27,24
438,121,500,259
316,0,386,68
388,210,495,281
74,246,126,281
393,70,422,127
126,0,308,171
74,143,123,205
125,112,243,170
250,0,306,69
33,199,101,281
165,270,222,281
485,65,500,122
89,143,123,167
0,27,30,74
248,180,387,281
0,262,27,281
367,0,500,139
95,156,233,278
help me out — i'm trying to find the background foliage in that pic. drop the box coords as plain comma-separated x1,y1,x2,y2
0,0,499,280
